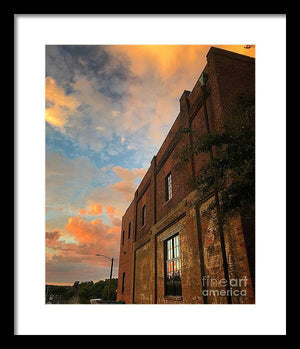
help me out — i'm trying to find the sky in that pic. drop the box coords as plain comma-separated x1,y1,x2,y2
45,44,255,286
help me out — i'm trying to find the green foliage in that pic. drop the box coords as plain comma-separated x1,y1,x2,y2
78,282,92,304
101,278,118,301
46,278,118,304
45,285,72,304
175,90,255,218
73,281,80,289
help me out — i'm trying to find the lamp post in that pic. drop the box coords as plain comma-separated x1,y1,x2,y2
95,254,114,302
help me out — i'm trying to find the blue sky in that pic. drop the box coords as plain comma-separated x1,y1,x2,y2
45,44,255,285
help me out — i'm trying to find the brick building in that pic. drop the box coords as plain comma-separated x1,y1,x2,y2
117,47,255,304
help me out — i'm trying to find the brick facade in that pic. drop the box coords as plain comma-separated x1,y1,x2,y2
117,47,255,304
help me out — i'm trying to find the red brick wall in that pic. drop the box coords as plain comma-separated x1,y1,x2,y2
155,113,182,165
199,199,254,304
134,240,154,304
208,48,255,129
116,200,135,303
136,183,153,241
155,147,191,223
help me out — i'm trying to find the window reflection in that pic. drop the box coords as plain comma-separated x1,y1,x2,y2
165,234,182,297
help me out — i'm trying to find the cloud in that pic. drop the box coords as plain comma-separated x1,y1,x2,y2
70,76,112,113
105,206,115,219
113,166,145,181
46,46,207,156
46,45,255,155
46,74,121,152
78,203,103,216
65,216,118,246
103,45,255,146
46,163,144,283
84,186,128,220
105,45,205,79
112,217,121,227
46,77,80,128
106,45,255,79
61,76,115,152
46,151,112,209
46,231,62,248
111,181,135,202
46,213,121,282
98,46,208,146
111,166,146,202
46,260,117,284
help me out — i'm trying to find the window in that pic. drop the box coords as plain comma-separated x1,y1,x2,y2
122,230,125,245
164,234,182,297
122,272,125,294
165,172,172,202
142,205,146,227
128,222,131,239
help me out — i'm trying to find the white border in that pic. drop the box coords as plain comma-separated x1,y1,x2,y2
15,14,286,335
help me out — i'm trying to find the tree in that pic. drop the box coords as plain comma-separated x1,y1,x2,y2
45,278,118,304
65,287,75,300
101,279,118,301
73,281,80,289
175,90,255,220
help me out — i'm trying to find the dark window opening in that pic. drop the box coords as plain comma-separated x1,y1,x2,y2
165,172,172,202
122,272,125,294
142,205,146,227
122,230,125,245
128,222,131,239
164,234,182,297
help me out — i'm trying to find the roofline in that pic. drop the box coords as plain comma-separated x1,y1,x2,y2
207,46,255,64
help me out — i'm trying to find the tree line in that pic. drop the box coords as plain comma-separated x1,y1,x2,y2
45,278,120,304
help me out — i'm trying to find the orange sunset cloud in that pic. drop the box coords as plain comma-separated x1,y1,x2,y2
65,216,119,247
45,76,80,128
78,203,103,216
104,46,209,144
111,166,146,202
106,206,115,219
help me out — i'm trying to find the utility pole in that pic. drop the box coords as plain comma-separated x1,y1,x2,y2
96,254,114,302
108,258,114,302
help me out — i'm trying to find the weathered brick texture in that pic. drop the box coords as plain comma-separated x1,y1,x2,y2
117,47,255,304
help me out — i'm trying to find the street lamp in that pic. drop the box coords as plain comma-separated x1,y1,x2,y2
95,254,114,302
